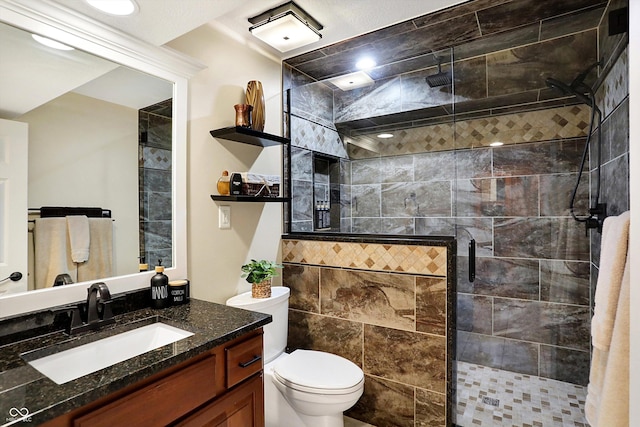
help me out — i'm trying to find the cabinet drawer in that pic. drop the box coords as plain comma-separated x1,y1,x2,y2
226,334,263,388
73,354,218,427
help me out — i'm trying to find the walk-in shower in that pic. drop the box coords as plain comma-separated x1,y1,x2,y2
283,1,629,425
546,61,607,232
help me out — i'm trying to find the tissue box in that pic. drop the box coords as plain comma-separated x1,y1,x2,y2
239,173,281,197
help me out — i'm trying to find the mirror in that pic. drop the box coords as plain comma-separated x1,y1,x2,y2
0,21,174,294
0,0,200,317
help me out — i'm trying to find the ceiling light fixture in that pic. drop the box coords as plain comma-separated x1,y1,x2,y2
31,34,74,51
327,71,374,91
85,0,138,16
248,1,322,52
377,133,394,139
489,141,504,147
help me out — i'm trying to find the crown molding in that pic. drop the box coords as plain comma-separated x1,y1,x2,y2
0,0,205,79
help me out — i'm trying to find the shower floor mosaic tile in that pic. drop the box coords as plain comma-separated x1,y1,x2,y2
455,361,588,427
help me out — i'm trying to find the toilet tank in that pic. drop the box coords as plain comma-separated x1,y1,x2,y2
226,286,290,364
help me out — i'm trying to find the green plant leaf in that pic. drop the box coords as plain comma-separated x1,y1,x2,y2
240,259,283,283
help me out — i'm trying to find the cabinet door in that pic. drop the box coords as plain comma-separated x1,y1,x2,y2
73,355,218,427
175,373,264,427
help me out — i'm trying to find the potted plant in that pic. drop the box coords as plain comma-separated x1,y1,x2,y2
241,259,283,298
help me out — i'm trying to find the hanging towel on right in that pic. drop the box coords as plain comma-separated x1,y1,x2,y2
585,210,630,427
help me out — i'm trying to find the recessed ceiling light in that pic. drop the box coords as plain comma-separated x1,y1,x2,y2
328,71,374,91
85,0,138,16
356,58,376,70
377,133,394,139
31,34,74,51
489,141,504,147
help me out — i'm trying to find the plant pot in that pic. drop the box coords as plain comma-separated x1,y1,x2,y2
251,280,271,298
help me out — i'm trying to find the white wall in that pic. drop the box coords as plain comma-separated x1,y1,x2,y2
628,3,638,425
167,23,283,304
20,92,140,278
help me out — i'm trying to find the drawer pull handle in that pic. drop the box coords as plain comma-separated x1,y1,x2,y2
239,355,262,368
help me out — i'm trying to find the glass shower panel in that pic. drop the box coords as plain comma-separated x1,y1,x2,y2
337,48,457,236
451,40,592,427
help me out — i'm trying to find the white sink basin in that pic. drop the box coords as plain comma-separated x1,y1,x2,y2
27,323,194,384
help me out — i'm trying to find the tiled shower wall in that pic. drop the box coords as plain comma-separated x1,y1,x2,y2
348,106,593,385
282,238,454,427
138,99,172,270
284,65,347,232
591,45,630,303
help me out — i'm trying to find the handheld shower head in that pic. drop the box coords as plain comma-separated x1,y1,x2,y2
545,77,593,106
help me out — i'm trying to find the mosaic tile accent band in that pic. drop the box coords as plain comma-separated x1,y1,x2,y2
348,105,590,158
290,114,349,159
282,239,447,277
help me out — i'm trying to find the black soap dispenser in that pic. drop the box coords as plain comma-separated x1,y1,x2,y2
150,259,169,309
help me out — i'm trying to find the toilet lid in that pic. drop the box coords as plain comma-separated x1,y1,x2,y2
273,350,364,393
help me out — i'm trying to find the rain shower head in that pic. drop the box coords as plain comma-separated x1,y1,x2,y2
425,57,452,88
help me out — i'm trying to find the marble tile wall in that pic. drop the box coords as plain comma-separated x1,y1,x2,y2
138,99,172,269
285,64,349,232
346,128,592,384
590,43,630,303
332,27,597,126
282,238,452,427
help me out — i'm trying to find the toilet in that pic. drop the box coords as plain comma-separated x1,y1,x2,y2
226,286,364,427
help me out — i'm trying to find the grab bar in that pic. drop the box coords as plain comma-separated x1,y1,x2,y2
468,239,476,283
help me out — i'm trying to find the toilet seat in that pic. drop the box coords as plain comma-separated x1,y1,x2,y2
273,350,364,395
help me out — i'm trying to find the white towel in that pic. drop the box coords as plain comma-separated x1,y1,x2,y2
585,235,630,426
591,210,630,350
67,215,90,263
34,218,75,289
77,218,113,283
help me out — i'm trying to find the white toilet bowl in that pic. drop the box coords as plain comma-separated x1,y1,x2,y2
226,287,364,427
265,350,364,427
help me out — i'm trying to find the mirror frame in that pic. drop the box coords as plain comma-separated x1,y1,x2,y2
0,0,204,318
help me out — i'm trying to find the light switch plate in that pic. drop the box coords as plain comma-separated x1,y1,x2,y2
219,206,231,229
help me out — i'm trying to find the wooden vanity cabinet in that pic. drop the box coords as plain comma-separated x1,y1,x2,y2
41,329,264,427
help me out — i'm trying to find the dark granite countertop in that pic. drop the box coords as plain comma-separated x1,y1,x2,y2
0,299,271,426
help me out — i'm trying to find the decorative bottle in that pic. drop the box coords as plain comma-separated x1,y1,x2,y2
217,170,230,195
150,260,169,309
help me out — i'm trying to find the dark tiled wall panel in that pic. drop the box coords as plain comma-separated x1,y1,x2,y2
590,44,629,298
282,239,452,426
138,99,172,268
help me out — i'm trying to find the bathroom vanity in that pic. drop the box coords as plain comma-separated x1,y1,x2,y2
0,298,270,426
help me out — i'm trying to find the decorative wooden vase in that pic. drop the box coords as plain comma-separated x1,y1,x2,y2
245,80,265,132
251,280,271,298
